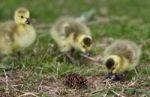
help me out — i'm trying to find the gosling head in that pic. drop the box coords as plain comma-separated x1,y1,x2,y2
104,55,122,73
76,34,92,53
14,8,31,25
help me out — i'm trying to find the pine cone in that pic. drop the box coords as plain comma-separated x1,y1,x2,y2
63,73,87,89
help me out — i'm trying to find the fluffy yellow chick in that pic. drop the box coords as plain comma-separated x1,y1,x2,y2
0,8,36,55
103,40,141,80
50,17,92,54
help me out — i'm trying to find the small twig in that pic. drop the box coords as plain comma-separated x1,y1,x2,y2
111,90,123,97
103,90,109,97
37,79,44,91
80,54,101,63
38,32,50,38
127,80,137,87
104,80,112,88
3,69,9,94
91,89,104,94
134,69,139,77
56,62,61,77
11,84,23,87
66,53,79,65
18,92,39,97
91,88,110,97
10,84,24,94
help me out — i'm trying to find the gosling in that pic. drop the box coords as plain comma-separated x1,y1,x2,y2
0,8,36,56
103,40,141,80
50,17,92,64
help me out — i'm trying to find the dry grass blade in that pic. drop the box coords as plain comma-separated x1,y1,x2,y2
18,92,39,97
111,90,123,97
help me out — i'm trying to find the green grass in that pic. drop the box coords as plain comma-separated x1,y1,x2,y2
0,0,150,97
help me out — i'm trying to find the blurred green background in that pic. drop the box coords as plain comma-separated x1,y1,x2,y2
1,0,150,22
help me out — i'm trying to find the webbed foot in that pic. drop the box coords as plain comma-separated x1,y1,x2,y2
105,72,113,79
111,74,126,81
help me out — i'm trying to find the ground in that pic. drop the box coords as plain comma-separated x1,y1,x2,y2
0,0,150,97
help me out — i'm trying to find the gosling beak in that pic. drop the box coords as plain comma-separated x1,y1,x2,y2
82,50,91,57
105,72,113,79
26,18,32,24
85,52,91,56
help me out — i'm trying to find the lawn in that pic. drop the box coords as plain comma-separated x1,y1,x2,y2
0,0,150,97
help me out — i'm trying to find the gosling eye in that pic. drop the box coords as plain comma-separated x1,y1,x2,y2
106,58,114,69
83,37,92,46
20,16,24,18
